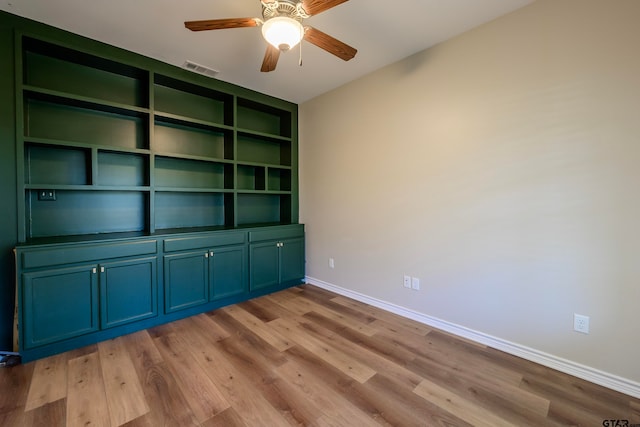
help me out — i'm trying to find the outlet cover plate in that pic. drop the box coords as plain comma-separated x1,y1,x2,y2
403,275,411,288
574,313,590,334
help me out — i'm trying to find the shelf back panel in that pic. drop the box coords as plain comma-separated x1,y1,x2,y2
155,84,227,125
27,190,148,238
237,193,290,226
154,122,229,159
237,165,266,191
25,99,147,149
155,192,225,230
267,168,291,192
237,134,290,166
155,157,226,189
24,51,147,107
237,101,290,137
97,151,148,187
25,144,90,185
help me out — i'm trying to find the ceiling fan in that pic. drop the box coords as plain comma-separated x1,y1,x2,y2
185,0,357,72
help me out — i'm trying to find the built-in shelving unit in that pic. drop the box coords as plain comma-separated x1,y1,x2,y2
9,20,304,363
16,34,298,242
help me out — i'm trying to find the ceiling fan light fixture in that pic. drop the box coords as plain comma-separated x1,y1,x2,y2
261,16,304,51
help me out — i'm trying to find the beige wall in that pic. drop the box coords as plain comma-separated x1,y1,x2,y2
299,0,640,384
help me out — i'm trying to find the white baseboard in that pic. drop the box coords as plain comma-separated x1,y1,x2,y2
305,276,640,399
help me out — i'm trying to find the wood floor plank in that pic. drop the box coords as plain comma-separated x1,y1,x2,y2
269,317,376,383
173,316,294,427
409,351,551,420
330,295,432,336
293,287,378,326
237,299,281,322
215,335,320,426
286,344,472,427
275,358,379,426
123,362,200,427
414,378,518,427
25,352,68,411
189,312,231,342
98,337,150,426
153,332,230,423
265,292,310,316
520,374,631,425
240,294,302,321
363,372,474,427
66,352,110,427
0,360,34,415
221,305,294,352
208,309,289,368
275,290,379,336
303,310,417,366
120,330,163,371
201,407,248,427
23,399,67,426
631,400,640,422
398,329,525,388
294,315,424,390
123,324,200,427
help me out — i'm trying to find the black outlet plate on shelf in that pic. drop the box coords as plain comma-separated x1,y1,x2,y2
37,190,56,201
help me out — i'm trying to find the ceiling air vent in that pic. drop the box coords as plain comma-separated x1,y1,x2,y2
182,60,219,78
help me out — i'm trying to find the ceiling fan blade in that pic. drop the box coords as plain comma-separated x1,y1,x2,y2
185,18,258,32
304,27,357,61
261,44,281,72
301,0,349,16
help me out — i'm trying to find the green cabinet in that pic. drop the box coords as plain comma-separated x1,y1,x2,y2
16,227,301,361
249,225,305,291
250,242,281,290
22,264,99,348
163,231,248,313
164,251,209,313
21,254,157,348
210,246,247,300
17,240,158,352
100,256,157,328
280,237,305,283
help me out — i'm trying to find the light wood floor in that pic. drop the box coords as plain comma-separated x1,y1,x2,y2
1,285,638,426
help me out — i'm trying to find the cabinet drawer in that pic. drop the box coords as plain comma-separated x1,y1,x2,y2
163,230,246,252
248,224,304,243
20,240,158,269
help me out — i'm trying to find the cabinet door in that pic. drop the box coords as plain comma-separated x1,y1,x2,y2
210,245,247,300
22,265,99,349
280,238,305,284
249,242,280,291
100,256,157,328
164,251,208,313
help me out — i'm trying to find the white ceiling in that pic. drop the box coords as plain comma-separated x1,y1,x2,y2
0,0,533,103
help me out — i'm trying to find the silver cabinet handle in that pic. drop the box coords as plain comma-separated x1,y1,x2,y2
210,251,214,257
205,252,209,258
100,266,105,273
92,267,97,274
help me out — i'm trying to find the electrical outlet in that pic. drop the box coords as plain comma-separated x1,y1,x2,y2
411,277,420,290
574,314,590,334
38,190,56,201
403,275,411,288
329,258,335,269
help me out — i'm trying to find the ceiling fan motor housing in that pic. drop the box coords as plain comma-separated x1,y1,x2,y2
262,0,308,21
